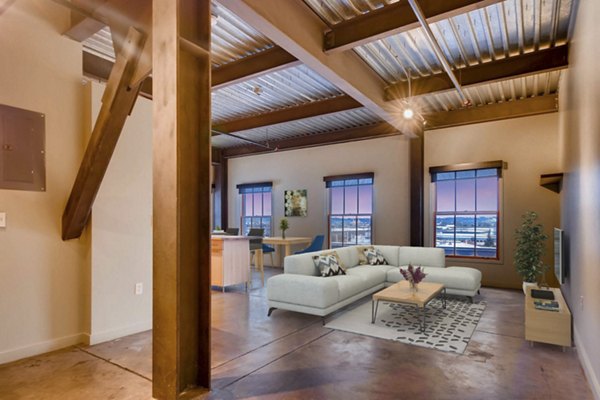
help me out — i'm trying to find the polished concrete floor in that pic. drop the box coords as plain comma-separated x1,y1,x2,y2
0,267,593,399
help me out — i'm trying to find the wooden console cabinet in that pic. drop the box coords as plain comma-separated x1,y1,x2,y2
525,286,572,348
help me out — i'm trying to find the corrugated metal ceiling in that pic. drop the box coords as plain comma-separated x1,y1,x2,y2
82,2,273,67
82,0,574,149
212,64,344,124
306,0,574,83
212,107,382,148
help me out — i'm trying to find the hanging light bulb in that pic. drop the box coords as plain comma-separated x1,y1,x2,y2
403,108,414,119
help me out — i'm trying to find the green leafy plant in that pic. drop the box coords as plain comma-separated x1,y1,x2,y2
279,218,289,238
514,211,548,283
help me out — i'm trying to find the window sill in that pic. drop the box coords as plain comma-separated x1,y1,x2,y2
445,256,504,266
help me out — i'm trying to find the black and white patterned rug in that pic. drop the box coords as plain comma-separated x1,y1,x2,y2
325,297,486,354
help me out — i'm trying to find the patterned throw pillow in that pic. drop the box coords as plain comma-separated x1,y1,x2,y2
355,246,371,265
313,254,346,277
321,250,345,269
363,247,388,265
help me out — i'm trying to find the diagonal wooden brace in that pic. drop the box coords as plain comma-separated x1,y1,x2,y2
62,27,147,240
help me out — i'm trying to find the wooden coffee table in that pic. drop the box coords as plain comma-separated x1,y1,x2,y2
371,281,446,333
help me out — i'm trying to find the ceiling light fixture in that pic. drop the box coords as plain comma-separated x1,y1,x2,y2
211,14,220,27
403,108,414,120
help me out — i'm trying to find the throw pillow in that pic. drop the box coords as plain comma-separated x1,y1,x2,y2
313,254,346,277
321,250,345,269
363,247,388,265
355,246,371,265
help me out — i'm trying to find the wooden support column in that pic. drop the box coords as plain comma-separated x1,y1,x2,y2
410,131,424,247
152,0,211,398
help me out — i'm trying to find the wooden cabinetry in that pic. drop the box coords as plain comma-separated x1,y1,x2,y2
525,286,571,348
211,236,250,291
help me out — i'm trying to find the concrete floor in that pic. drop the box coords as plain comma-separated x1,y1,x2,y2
0,267,593,399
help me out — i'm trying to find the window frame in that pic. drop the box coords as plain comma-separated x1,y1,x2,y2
324,173,374,249
430,162,504,261
237,182,273,236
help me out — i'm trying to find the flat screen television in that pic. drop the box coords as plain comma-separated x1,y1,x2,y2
554,228,565,284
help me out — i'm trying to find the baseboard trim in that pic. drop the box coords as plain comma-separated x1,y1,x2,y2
86,320,152,346
574,327,600,400
0,333,86,365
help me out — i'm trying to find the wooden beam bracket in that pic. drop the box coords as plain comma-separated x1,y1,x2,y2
62,26,147,240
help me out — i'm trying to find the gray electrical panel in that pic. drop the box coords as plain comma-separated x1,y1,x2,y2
0,104,46,192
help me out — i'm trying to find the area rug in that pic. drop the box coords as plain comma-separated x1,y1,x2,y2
324,297,486,354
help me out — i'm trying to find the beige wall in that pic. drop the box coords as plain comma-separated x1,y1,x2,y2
88,82,153,344
228,136,411,260
424,113,561,289
0,1,89,363
559,0,600,396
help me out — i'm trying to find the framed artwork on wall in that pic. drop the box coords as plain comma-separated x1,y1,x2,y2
284,189,307,217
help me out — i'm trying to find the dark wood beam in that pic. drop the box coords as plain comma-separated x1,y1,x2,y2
152,0,211,398
212,45,298,89
324,0,503,53
62,27,147,240
222,122,398,158
214,95,361,133
410,131,424,246
84,45,297,98
386,45,569,101
83,52,153,99
424,94,558,130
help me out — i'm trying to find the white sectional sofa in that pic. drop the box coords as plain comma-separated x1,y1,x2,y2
267,245,482,317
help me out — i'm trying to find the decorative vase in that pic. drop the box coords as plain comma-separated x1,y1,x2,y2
410,281,418,293
522,281,537,295
282,230,286,239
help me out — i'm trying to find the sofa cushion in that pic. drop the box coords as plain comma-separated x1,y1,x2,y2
267,274,339,308
444,267,482,291
387,266,481,292
334,246,360,268
345,265,389,288
313,254,345,277
326,275,367,300
398,246,445,268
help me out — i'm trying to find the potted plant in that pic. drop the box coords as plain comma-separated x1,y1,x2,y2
514,211,548,294
279,218,289,239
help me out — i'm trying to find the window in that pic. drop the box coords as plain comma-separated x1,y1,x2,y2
237,182,272,236
431,162,502,259
325,173,374,248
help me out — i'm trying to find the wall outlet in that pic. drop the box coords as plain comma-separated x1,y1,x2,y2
0,212,6,228
579,295,584,310
135,282,143,295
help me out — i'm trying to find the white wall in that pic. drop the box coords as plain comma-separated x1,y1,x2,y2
424,113,561,289
0,1,89,363
559,0,600,397
228,136,411,261
87,82,153,344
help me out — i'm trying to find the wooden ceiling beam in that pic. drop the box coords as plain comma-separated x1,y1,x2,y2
222,122,399,158
385,45,569,101
83,44,298,99
218,0,413,136
324,0,503,53
213,95,361,133
222,95,557,158
212,46,299,89
424,94,558,130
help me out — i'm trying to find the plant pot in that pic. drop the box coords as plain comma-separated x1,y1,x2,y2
522,281,537,295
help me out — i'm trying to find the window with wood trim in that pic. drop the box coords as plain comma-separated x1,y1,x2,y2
238,182,272,236
431,162,502,259
325,173,374,248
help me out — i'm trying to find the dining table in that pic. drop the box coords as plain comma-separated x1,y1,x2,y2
262,236,312,267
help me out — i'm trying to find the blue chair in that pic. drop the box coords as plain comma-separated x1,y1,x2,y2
262,243,275,266
294,235,325,255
